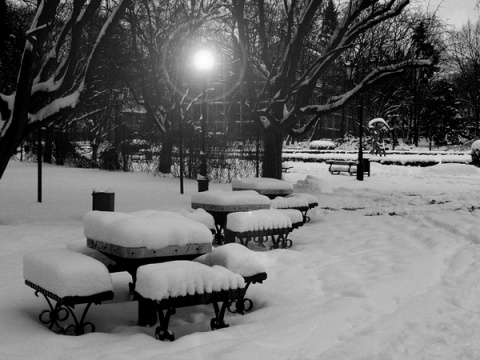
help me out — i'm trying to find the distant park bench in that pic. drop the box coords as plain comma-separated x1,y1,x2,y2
326,159,370,177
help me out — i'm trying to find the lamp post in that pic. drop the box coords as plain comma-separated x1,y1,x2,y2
345,60,364,181
357,92,364,181
193,49,215,192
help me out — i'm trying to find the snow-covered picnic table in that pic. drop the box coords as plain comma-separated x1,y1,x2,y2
191,190,271,244
84,210,214,325
84,210,213,273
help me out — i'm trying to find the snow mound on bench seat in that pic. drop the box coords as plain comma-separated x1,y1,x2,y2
277,209,304,224
66,238,116,268
23,249,112,298
136,261,245,301
194,243,266,277
286,192,319,206
226,209,292,233
83,210,213,248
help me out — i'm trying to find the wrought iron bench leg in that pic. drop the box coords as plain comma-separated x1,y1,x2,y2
228,281,253,315
155,307,176,341
37,292,69,330
138,298,158,327
210,301,229,330
270,233,292,249
253,235,268,248
238,236,252,248
36,290,96,335
63,302,96,335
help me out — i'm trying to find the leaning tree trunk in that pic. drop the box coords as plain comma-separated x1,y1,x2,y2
262,127,284,180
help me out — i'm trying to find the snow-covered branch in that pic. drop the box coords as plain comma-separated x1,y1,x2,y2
297,59,432,118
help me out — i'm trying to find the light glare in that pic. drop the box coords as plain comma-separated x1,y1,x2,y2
194,50,215,71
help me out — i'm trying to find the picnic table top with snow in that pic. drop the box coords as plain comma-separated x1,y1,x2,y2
83,210,213,251
232,177,293,196
191,190,271,212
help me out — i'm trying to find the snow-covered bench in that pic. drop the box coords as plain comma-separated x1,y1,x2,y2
326,159,370,176
224,209,293,249
134,261,246,341
194,243,267,314
282,162,294,173
284,193,319,222
271,195,310,223
277,208,304,229
23,249,114,335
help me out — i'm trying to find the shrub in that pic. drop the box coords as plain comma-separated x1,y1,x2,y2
309,140,336,150
472,140,480,167
99,146,121,170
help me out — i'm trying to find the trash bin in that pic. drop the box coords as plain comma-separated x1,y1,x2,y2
197,179,209,192
92,191,115,211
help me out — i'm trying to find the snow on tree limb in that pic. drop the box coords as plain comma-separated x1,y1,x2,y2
298,59,432,116
29,90,81,123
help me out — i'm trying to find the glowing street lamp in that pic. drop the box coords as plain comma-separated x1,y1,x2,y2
194,49,215,192
194,50,215,72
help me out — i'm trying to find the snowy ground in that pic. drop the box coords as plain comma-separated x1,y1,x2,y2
1,159,480,359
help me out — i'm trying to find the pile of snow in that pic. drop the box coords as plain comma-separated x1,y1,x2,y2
471,140,480,166
277,208,304,225
66,238,116,268
286,192,319,206
191,189,270,209
83,210,213,248
424,163,479,176
232,177,293,196
270,195,309,209
135,261,245,300
226,209,292,232
170,207,215,231
23,249,112,297
293,175,334,194
194,243,266,277
472,140,480,151
309,140,336,150
6,160,480,359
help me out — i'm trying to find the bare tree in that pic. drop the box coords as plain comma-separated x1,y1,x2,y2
0,0,130,179
450,19,480,137
230,0,434,179
123,0,225,174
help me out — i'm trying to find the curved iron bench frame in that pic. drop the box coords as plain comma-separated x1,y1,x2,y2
224,227,292,249
134,287,246,341
25,280,114,335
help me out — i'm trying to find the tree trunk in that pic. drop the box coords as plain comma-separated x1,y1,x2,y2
158,132,173,174
262,127,284,179
0,46,34,179
44,127,53,164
